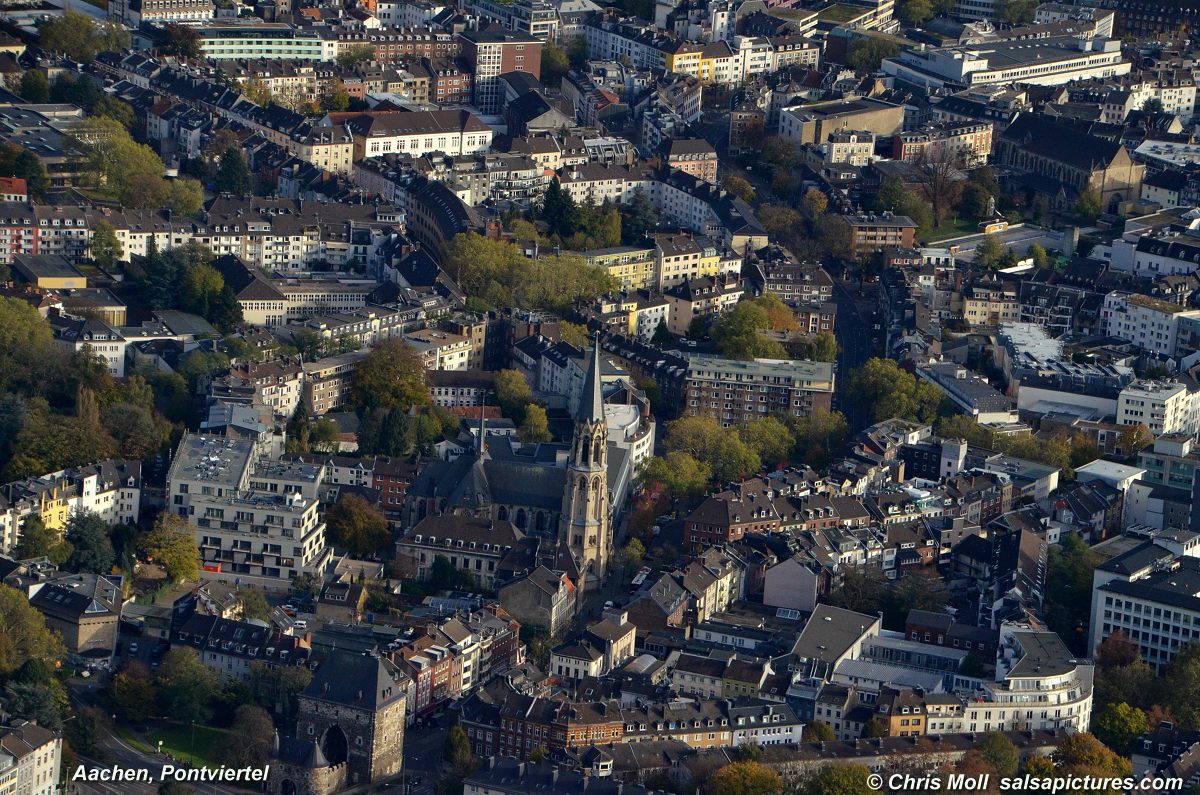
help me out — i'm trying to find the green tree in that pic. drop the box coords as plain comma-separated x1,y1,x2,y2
319,85,351,113
1159,643,1200,728
156,647,218,724
739,417,795,468
803,720,836,742
19,71,49,103
179,263,225,318
89,220,123,269
801,764,875,795
1141,97,1165,115
1092,702,1149,755
711,300,788,360
64,511,114,574
168,178,205,217
707,761,783,795
788,410,850,469
3,679,68,730
104,402,167,460
352,338,429,414
1029,243,1051,269
663,415,761,482
861,717,888,738
519,404,552,444
641,451,712,498
12,516,71,565
247,661,311,724
111,662,157,724
215,148,252,195
1075,189,1103,221
620,189,659,244
978,731,1020,777
443,726,477,777
0,143,50,198
325,494,390,557
541,41,570,86
336,43,375,68
91,96,136,129
494,369,533,422
68,117,167,207
222,704,275,767
566,35,589,67
898,0,935,23
722,174,756,203
996,0,1037,22
0,584,65,675
846,358,945,426
141,513,200,583
846,38,900,72
65,706,107,757
39,11,110,62
1045,533,1100,655
238,588,272,622
974,233,1007,268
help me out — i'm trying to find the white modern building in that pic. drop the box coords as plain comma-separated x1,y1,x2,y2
1117,380,1200,437
1102,291,1200,359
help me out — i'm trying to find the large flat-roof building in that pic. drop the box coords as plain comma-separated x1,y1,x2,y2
882,36,1130,90
682,355,835,427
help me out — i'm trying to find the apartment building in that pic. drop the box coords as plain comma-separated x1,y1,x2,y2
893,121,993,167
583,246,658,291
1102,292,1200,359
302,351,369,416
683,355,836,427
844,213,919,256
197,23,338,62
458,30,544,115
663,274,744,335
1117,380,1199,437
0,721,61,795
337,110,494,161
1089,542,1200,670
653,233,741,290
167,434,331,589
404,328,473,370
1137,434,1200,492
0,460,142,555
110,0,213,25
397,515,524,590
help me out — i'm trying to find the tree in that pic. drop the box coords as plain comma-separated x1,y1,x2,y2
104,402,167,460
19,71,49,103
352,338,429,414
912,147,964,224
1095,630,1140,670
739,417,795,468
90,220,124,269
846,358,945,427
156,647,218,724
158,23,200,59
92,96,136,128
1117,423,1151,456
898,0,935,23
707,762,783,795
168,178,205,217
444,726,477,777
141,513,200,583
0,143,49,199
711,301,788,360
663,415,760,483
977,731,1020,777
215,148,252,195
325,494,390,557
0,584,65,675
111,663,157,723
13,516,71,565
223,705,275,767
1141,97,1165,115
788,410,850,469
336,44,375,68
1052,732,1133,778
620,189,659,243
4,679,68,730
722,174,756,203
494,369,533,422
861,717,888,738
319,84,351,113
801,764,874,795
238,588,272,622
246,661,311,725
803,720,836,741
179,262,225,318
64,511,115,574
1093,702,1148,754
39,11,112,62
1075,189,1103,221
65,706,107,757
620,537,646,574
641,452,712,498
997,0,1038,22
1159,643,1200,729
519,404,552,444
1045,533,1100,656
973,234,1006,269
541,41,570,86
846,38,900,72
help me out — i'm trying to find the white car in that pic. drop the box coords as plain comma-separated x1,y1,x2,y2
293,620,307,630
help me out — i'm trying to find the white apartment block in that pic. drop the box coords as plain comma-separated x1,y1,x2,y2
1090,541,1200,670
197,24,339,62
404,329,473,371
921,628,1092,735
1117,380,1199,437
0,721,61,795
0,460,142,556
167,434,331,590
1102,291,1200,359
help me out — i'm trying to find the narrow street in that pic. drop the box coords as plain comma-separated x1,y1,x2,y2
832,278,873,414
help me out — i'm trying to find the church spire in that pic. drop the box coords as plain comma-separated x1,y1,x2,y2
580,334,605,424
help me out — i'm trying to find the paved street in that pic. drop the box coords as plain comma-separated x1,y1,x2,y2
833,278,873,415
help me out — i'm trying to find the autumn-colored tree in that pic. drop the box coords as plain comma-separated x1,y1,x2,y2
707,761,783,795
325,493,390,557
352,338,430,414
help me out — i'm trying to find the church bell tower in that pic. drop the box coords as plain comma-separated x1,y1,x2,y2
562,337,611,580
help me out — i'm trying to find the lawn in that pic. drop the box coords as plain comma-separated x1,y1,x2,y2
922,218,977,243
816,4,863,22
120,722,230,769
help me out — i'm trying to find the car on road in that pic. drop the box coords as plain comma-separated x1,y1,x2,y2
293,620,307,630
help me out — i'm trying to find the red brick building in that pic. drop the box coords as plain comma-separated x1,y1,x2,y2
457,29,542,114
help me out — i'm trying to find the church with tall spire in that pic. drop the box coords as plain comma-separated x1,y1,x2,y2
561,337,611,579
402,337,618,584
